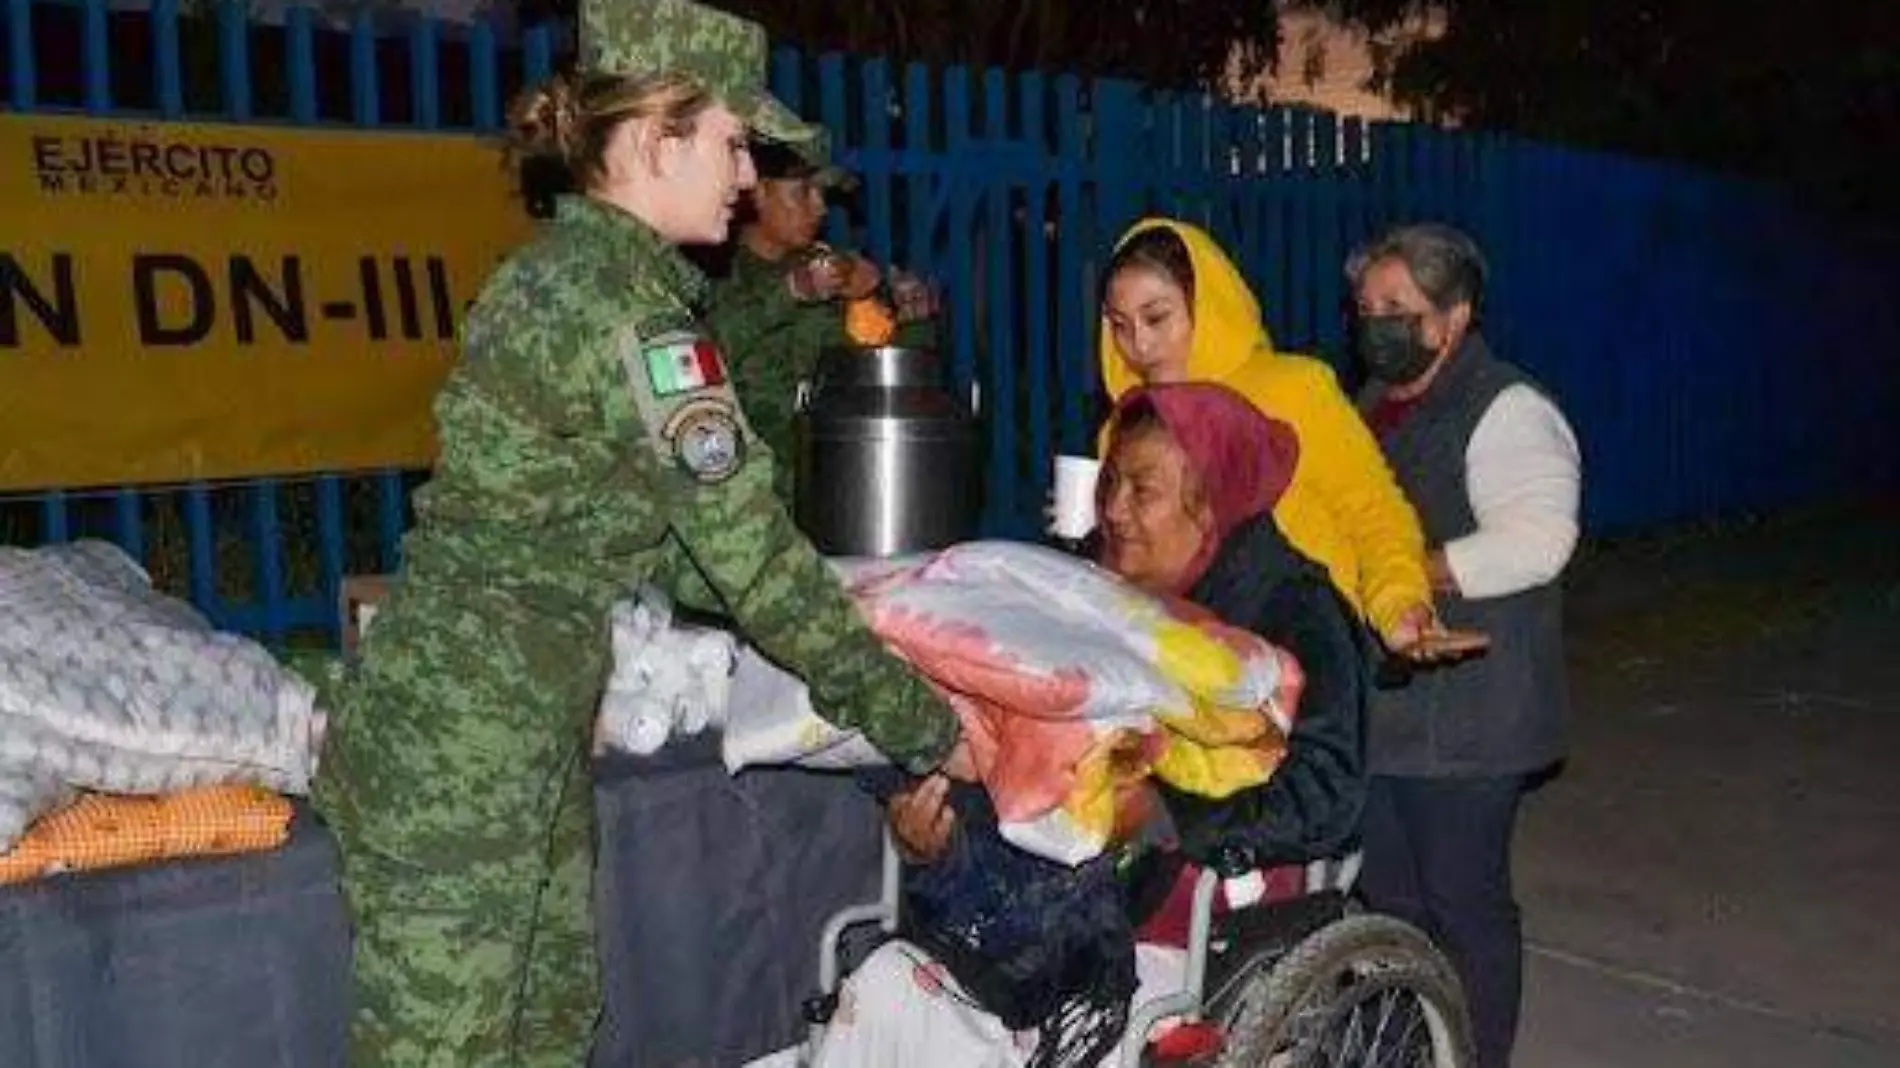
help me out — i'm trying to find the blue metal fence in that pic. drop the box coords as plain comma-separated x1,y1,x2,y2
4,0,1898,647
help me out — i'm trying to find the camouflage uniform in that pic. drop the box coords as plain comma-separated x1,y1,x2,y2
310,3,958,1066
705,138,939,505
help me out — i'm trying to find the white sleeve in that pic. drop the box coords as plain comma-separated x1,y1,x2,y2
1441,384,1582,600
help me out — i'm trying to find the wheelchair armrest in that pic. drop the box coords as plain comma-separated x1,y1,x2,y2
1120,867,1221,1067
816,827,904,995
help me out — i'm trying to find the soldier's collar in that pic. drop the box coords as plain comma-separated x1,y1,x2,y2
554,194,709,307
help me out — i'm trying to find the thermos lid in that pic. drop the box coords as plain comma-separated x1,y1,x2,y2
812,345,944,391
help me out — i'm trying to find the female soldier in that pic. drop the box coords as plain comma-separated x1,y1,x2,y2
311,2,964,1065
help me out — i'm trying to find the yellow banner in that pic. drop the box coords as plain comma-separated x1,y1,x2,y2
0,113,532,492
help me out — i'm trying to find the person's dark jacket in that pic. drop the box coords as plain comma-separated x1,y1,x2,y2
1158,511,1371,874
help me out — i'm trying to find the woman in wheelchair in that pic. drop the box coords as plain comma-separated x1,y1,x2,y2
811,382,1380,1067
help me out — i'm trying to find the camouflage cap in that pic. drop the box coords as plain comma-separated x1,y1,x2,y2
579,0,818,145
797,129,857,191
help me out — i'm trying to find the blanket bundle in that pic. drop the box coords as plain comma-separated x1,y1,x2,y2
720,541,1304,865
0,541,322,853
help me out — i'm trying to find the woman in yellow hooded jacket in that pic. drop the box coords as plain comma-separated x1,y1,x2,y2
1096,217,1435,649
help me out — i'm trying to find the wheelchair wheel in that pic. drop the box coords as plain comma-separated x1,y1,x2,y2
1210,913,1473,1067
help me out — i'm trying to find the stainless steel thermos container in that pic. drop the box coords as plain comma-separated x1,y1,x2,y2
792,345,980,557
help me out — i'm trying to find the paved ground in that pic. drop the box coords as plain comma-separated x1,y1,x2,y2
1512,502,1900,1066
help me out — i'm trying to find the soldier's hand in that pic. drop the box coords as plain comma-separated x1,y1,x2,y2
889,270,939,323
885,767,957,858
889,774,957,863
840,255,882,301
787,249,848,302
940,735,980,782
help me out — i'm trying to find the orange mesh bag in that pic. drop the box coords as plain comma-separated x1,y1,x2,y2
845,297,897,345
0,783,294,885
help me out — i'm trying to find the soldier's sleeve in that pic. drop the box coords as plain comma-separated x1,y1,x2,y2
604,321,958,774
710,284,845,374
649,529,723,617
892,314,939,351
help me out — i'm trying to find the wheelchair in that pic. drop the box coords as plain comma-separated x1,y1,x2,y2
801,835,1474,1067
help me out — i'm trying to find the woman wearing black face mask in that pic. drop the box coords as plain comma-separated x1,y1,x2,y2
1346,223,1583,1068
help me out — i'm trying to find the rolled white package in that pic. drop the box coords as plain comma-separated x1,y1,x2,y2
1050,455,1102,539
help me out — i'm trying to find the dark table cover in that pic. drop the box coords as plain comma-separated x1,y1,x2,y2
0,735,885,1068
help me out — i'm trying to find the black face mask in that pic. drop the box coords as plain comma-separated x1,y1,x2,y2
1356,313,1437,385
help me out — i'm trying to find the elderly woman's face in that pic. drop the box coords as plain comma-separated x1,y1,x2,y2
1353,255,1469,355
1099,427,1212,594
1104,266,1194,384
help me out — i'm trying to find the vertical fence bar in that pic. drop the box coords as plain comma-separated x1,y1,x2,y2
82,0,109,111
1438,122,1463,226
185,486,216,621
224,2,295,630
1090,80,1145,276
1205,101,1238,245
411,17,440,129
219,0,251,120
1234,106,1266,288
1284,109,1316,349
980,67,1016,533
1472,131,1513,359
523,23,552,81
1262,107,1294,328
902,63,934,278
1259,107,1286,338
352,11,400,575
1505,132,1534,375
377,475,406,572
1152,90,1179,220
251,483,287,642
1311,112,1344,364
7,0,34,108
1377,121,1410,229
153,0,183,116
942,66,976,402
1341,116,1368,248
818,53,850,246
82,0,147,561
29,0,86,543
315,477,347,643
1053,75,1087,454
39,495,69,543
859,58,894,267
1188,96,1216,233
351,8,378,125
1409,121,1438,226
1456,125,1480,234
470,19,499,131
286,5,316,123
114,492,145,562
1018,70,1051,512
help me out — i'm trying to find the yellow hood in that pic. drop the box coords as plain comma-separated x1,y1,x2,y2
1098,217,1281,402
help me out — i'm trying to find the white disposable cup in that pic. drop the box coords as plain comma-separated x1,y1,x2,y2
1050,455,1102,539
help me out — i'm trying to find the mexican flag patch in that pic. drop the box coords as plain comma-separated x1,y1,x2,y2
642,333,727,397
